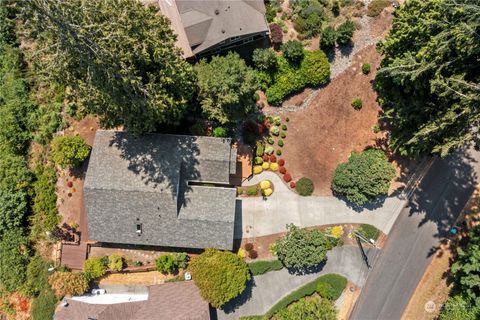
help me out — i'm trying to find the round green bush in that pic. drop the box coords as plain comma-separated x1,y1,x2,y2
281,124,287,130
271,126,280,136
188,249,251,308
83,256,107,279
51,135,91,168
281,40,304,64
252,48,278,71
267,137,274,144
213,127,228,137
296,177,314,196
362,63,371,74
254,156,264,165
278,139,284,147
108,254,125,272
155,254,177,274
276,149,282,155
273,116,282,126
281,132,287,138
351,98,363,110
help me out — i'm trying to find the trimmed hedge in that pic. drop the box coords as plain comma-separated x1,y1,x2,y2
266,273,347,317
248,259,284,276
265,51,330,105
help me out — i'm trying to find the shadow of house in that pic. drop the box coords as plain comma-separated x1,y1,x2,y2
84,130,238,250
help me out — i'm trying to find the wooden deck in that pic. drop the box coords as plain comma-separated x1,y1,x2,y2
60,242,89,270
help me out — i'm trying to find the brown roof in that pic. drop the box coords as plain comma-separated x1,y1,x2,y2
54,282,210,320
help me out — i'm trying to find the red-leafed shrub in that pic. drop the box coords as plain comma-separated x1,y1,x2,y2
283,173,292,182
248,250,258,259
290,182,296,188
244,243,254,251
279,167,286,174
263,155,270,161
270,23,283,48
67,181,73,188
278,159,285,166
270,155,277,162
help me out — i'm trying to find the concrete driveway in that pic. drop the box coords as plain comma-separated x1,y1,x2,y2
236,171,406,239
217,245,378,319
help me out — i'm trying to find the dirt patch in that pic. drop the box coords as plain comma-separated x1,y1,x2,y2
369,5,395,39
265,45,383,195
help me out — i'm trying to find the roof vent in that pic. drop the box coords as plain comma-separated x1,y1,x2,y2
221,29,225,34
214,9,219,15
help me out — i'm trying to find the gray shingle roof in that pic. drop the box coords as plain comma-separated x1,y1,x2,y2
84,130,237,250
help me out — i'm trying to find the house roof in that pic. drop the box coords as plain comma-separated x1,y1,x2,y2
54,282,210,320
84,130,237,250
158,0,268,57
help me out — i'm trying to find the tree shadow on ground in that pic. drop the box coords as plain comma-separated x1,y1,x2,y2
286,259,327,275
406,148,478,258
219,278,256,314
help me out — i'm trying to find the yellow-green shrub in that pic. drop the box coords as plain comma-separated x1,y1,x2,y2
270,163,279,171
262,162,270,170
263,188,273,196
260,180,271,189
253,166,263,174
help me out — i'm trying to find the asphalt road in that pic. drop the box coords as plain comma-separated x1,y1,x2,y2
350,149,480,320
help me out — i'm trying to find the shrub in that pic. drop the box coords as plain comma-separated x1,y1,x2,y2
50,135,91,168
270,155,277,162
271,295,336,320
260,180,271,189
332,149,395,205
48,272,89,297
273,116,281,126
245,243,254,251
188,248,251,308
265,146,274,155
290,181,296,188
248,250,258,259
281,132,286,138
247,186,259,196
358,224,380,240
286,117,289,122
367,0,391,17
256,141,265,157
108,255,125,272
263,188,273,197
262,162,270,170
0,229,29,293
252,48,278,71
372,124,381,133
278,159,285,166
266,51,330,105
279,166,286,174
296,177,314,196
270,23,283,47
267,136,274,144
270,163,279,171
276,149,282,156
362,63,371,74
283,173,292,182
263,154,270,161
253,165,263,174
237,248,246,259
248,259,283,276
255,156,264,165
330,226,344,239
275,224,332,270
83,256,107,279
155,254,177,274
270,126,280,136
351,98,363,110
267,116,274,124
320,26,337,49
336,20,355,45
213,127,228,137
278,139,284,147
281,124,287,130
174,253,189,269
31,289,58,320
281,40,304,64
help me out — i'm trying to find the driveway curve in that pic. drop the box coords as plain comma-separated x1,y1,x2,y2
237,171,405,239
217,245,378,319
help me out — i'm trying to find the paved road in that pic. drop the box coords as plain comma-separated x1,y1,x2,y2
237,171,407,239
217,245,378,320
351,149,480,320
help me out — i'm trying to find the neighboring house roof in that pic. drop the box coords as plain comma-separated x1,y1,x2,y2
54,282,210,320
158,0,269,57
84,130,237,250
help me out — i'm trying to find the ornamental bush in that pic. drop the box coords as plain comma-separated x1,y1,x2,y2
276,149,282,156
320,26,337,49
270,23,283,48
253,165,263,174
281,124,287,130
83,256,107,280
256,141,264,156
269,155,277,162
283,173,292,182
351,98,363,110
51,135,91,168
213,127,228,138
248,259,283,276
254,157,264,165
252,48,278,71
155,254,177,274
281,40,304,64
188,248,251,308
278,139,284,147
267,136,274,144
270,163,279,171
336,20,355,45
332,149,395,206
265,146,274,155
275,224,332,270
279,166,286,174
273,116,282,126
48,272,89,298
271,126,280,136
262,162,270,170
108,254,125,272
271,294,336,320
362,63,371,74
278,159,285,166
281,132,286,138
296,177,314,196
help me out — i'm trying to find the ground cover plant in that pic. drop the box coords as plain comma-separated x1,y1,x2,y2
332,149,395,206
188,248,251,308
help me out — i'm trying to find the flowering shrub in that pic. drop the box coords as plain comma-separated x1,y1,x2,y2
270,155,277,162
278,159,285,166
290,181,296,188
279,167,287,174
284,173,292,182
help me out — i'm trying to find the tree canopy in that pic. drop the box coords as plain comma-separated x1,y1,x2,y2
188,248,251,308
332,149,395,206
22,0,195,135
375,0,480,156
0,228,29,292
275,224,333,270
195,52,258,124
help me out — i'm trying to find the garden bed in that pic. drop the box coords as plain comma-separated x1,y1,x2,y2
237,180,275,197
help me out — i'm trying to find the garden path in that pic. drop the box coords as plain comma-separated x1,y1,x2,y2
217,245,379,319
236,171,406,239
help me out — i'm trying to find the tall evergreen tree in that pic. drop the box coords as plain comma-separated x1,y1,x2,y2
376,0,480,157
21,0,195,134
